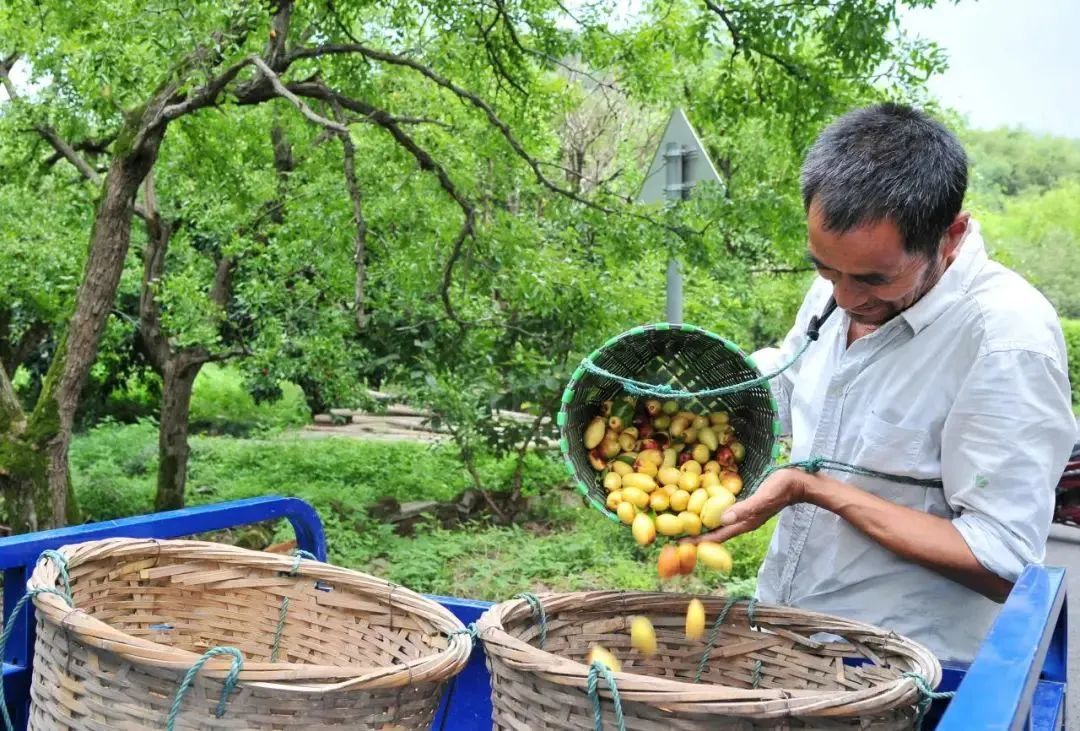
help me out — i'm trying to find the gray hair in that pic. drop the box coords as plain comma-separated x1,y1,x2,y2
801,103,968,257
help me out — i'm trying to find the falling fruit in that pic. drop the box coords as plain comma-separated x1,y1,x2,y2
685,598,705,640
657,543,680,580
677,541,697,574
588,645,622,672
697,541,733,573
630,616,657,657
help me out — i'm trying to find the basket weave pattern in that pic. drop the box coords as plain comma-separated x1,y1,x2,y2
559,324,779,519
27,539,471,730
476,592,941,730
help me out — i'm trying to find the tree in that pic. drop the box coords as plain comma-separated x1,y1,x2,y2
0,0,951,527
0,0,592,528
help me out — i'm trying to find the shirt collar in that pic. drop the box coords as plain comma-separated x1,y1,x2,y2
899,218,987,335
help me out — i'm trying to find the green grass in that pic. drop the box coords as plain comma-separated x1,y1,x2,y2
189,364,310,435
70,421,772,600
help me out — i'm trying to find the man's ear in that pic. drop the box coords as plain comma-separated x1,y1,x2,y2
941,212,971,262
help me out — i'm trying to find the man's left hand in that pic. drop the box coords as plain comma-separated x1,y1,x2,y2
696,468,814,543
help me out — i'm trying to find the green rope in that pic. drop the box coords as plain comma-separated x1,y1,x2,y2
448,622,478,639
0,550,75,731
587,660,626,731
270,597,290,663
746,457,944,498
579,337,811,400
902,671,955,728
165,646,244,730
0,587,75,731
750,659,763,689
37,550,72,600
694,596,754,683
514,592,547,649
269,549,319,663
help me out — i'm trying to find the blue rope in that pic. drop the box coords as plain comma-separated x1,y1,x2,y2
165,646,244,730
270,549,320,663
587,660,626,731
578,338,811,399
514,592,547,649
902,671,955,728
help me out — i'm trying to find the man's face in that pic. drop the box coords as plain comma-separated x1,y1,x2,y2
805,200,958,327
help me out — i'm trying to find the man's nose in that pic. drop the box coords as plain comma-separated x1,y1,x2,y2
832,277,867,312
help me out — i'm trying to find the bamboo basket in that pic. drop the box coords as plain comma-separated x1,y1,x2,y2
25,539,472,730
557,324,780,522
476,591,942,730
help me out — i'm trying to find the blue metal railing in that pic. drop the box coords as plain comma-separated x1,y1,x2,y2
0,496,1067,729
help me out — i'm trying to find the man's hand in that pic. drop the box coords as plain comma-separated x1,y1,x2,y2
696,468,813,543
698,466,1014,602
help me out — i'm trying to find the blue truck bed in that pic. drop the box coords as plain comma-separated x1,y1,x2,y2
0,496,1067,729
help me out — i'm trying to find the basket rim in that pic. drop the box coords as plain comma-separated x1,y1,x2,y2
474,590,941,719
557,322,782,522
28,538,472,691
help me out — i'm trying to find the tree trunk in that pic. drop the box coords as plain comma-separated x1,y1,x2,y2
154,358,201,512
0,363,39,532
20,121,169,530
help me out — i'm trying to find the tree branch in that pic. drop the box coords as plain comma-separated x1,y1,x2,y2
1,54,104,185
703,1,808,81
8,321,49,376
264,1,294,69
283,43,610,209
282,42,692,239
329,104,369,331
0,52,19,99
41,133,117,167
138,173,171,372
237,80,476,327
248,56,348,133
0,356,24,429
208,257,234,309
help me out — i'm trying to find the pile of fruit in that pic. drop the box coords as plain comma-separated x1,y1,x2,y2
586,599,706,671
584,396,746,578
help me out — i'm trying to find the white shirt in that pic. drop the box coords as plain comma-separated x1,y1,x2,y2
754,220,1075,662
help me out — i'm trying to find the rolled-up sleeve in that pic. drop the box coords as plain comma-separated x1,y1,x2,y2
944,348,1076,581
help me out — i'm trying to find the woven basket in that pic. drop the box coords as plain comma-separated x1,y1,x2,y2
558,323,779,521
25,539,471,730
476,591,942,730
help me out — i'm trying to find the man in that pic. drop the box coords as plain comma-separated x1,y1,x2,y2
699,103,1075,662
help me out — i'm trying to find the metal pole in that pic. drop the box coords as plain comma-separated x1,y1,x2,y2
665,258,683,323
664,142,685,324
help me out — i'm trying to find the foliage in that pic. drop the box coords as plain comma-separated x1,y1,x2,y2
964,127,1080,207
69,422,771,597
976,179,1080,320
